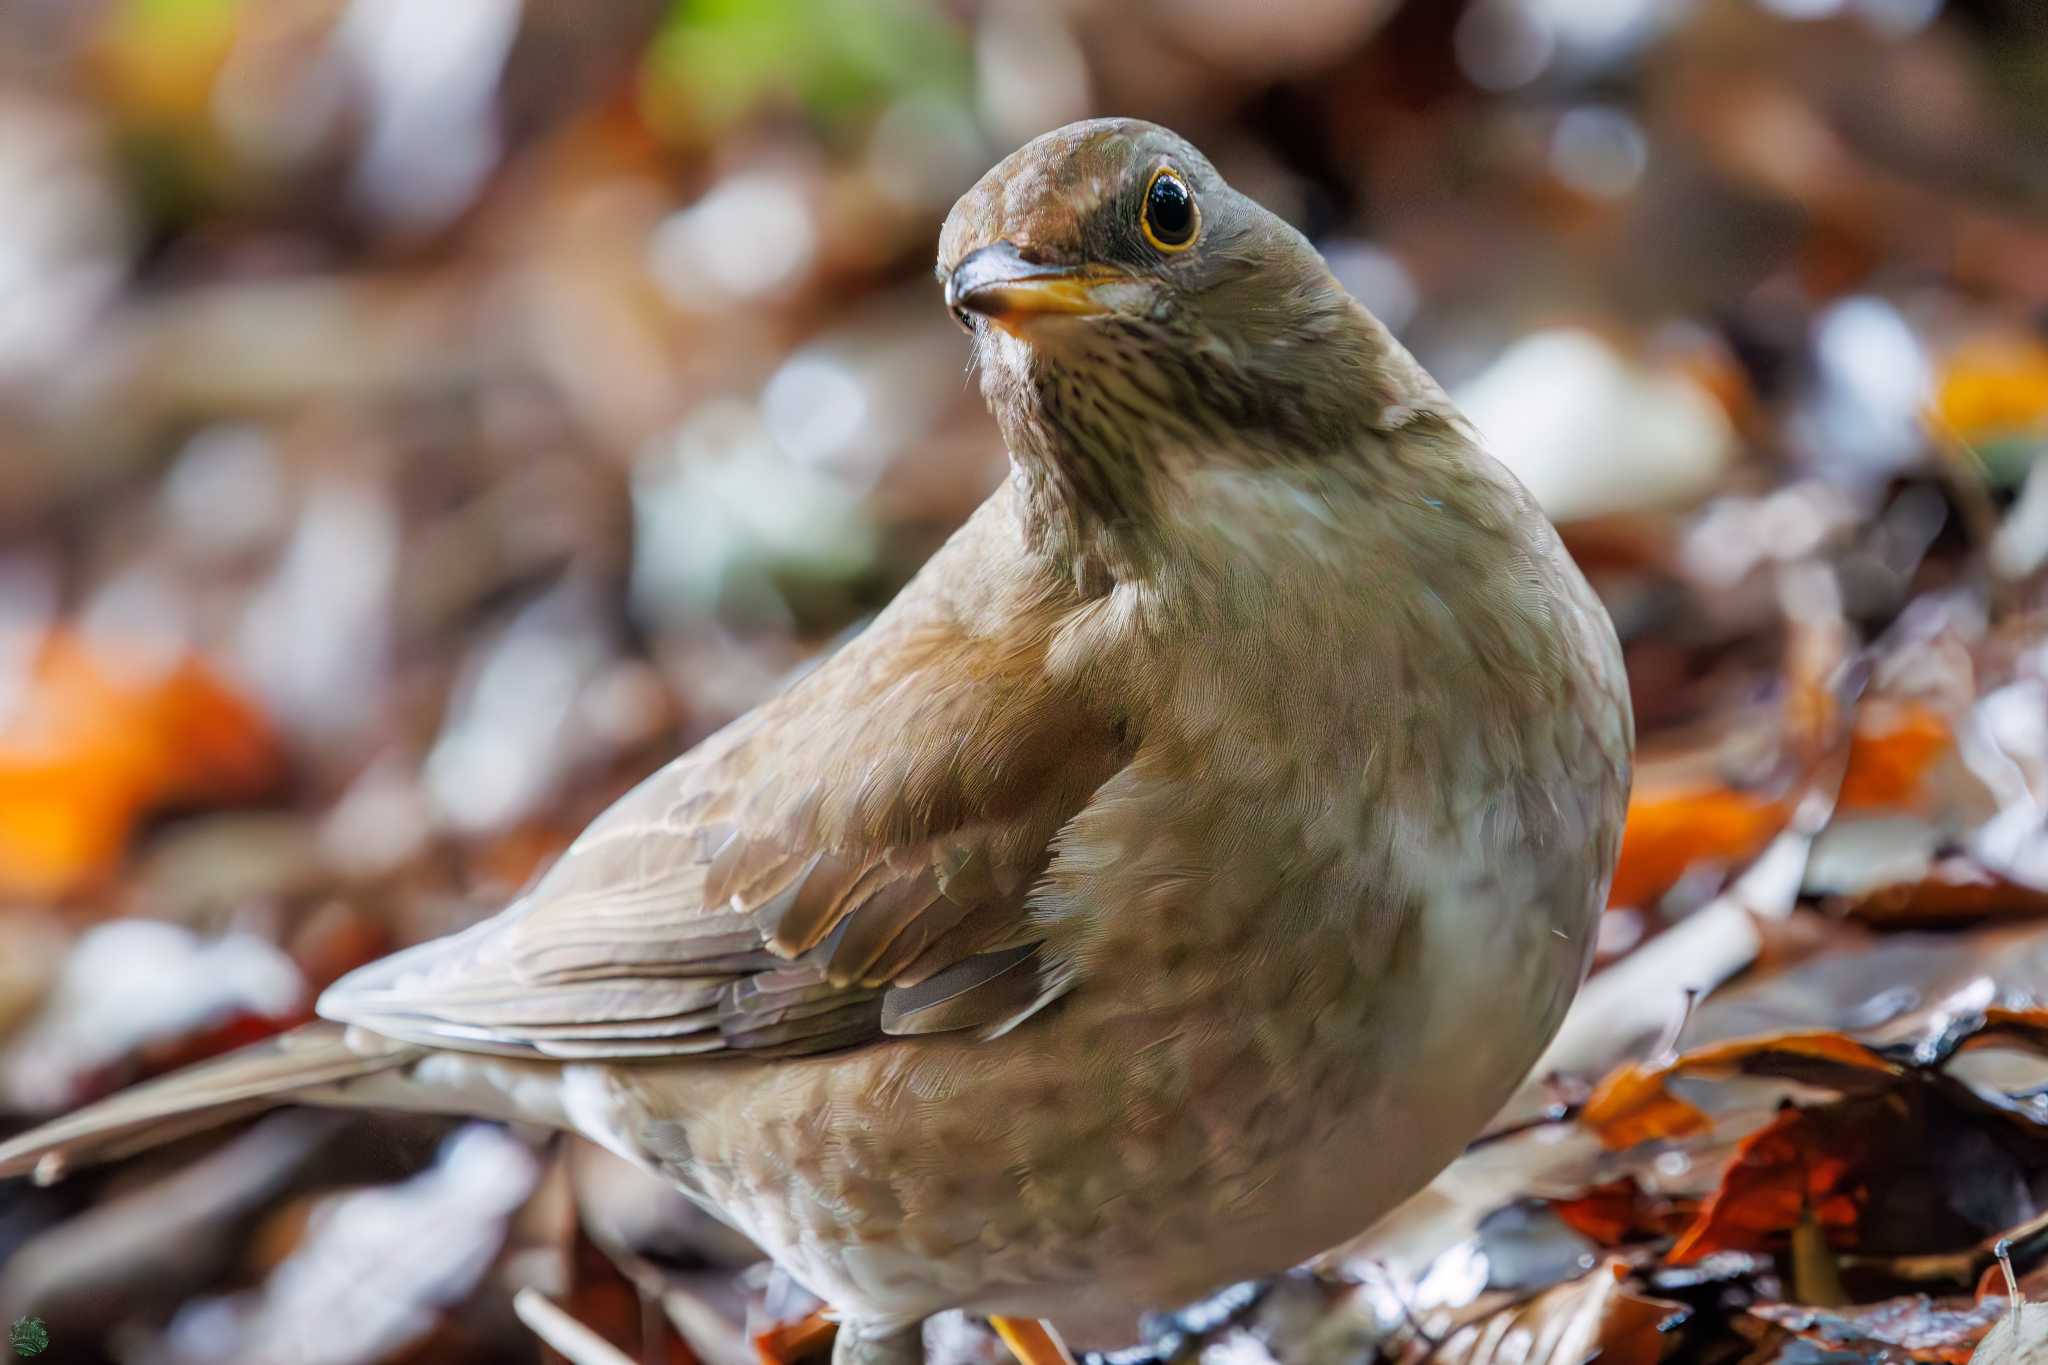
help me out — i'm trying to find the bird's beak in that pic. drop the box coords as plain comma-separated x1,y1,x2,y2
946,242,1124,333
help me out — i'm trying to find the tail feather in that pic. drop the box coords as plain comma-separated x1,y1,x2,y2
0,1023,420,1183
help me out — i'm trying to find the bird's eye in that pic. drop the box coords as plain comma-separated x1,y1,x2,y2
1141,167,1198,252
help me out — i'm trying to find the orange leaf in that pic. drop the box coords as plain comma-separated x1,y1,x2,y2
1836,701,1952,814
1551,1176,1697,1246
1608,785,1787,910
0,631,282,898
754,1308,836,1365
1934,340,2048,441
1581,1031,1896,1151
1664,1030,1895,1078
1668,1104,1863,1264
1583,1062,1713,1150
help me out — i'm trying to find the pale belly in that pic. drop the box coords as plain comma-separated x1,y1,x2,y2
600,869,1593,1342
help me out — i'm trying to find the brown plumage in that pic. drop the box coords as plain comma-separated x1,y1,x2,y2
0,119,1632,1360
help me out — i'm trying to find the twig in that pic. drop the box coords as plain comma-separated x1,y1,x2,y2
514,1287,637,1365
1845,1206,2048,1286
1998,1238,2021,1332
1652,987,1701,1066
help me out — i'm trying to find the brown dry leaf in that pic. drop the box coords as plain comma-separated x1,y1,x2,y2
1752,1293,2013,1363
0,631,283,899
1425,1260,1686,1365
1841,857,2048,926
1667,1102,1864,1265
1549,1177,1696,1248
1581,1031,1897,1151
1962,1008,2048,1058
1606,697,1953,915
1564,994,2048,1288
1580,1062,1714,1149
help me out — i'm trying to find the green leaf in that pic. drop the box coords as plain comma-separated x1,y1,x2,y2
641,0,970,140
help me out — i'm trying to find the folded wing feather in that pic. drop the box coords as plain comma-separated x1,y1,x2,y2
318,540,1132,1060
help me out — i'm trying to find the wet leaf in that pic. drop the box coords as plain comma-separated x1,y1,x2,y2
1667,1103,1864,1265
1583,1031,1898,1150
1753,1293,2012,1363
1549,1177,1696,1248
1424,1260,1687,1365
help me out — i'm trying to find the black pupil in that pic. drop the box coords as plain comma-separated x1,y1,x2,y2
1146,174,1193,244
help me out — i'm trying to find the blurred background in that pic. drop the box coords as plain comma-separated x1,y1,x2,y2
1,1,2046,1362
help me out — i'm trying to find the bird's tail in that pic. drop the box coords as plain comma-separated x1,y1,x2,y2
0,1023,423,1184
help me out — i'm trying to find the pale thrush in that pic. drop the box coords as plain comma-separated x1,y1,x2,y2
0,119,1633,1362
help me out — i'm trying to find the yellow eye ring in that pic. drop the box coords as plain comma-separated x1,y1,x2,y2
1140,166,1199,253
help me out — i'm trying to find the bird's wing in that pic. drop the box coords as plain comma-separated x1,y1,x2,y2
319,529,1130,1060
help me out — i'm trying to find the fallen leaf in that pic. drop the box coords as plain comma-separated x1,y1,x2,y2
1424,1260,1686,1365
0,919,303,1111
1580,1063,1714,1149
1549,1177,1697,1247
1609,785,1787,910
1840,856,2048,926
1969,1301,2048,1364
753,1306,837,1365
1836,702,1954,815
1582,1031,1898,1151
1936,340,2048,445
1662,1065,2048,1269
1753,1293,2012,1363
0,631,282,899
140,1125,540,1365
1668,1102,1864,1265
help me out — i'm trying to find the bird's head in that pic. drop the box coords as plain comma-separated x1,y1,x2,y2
938,119,1443,562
